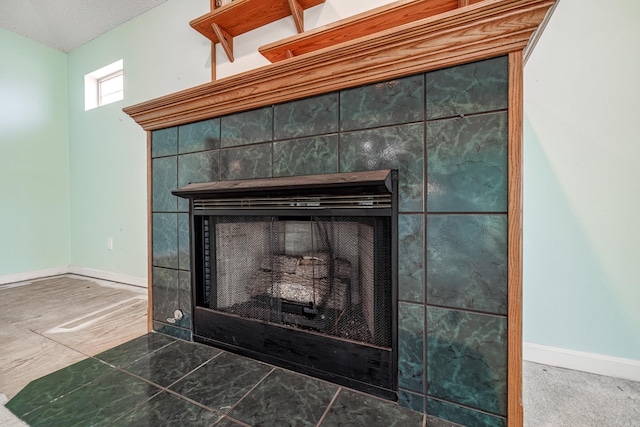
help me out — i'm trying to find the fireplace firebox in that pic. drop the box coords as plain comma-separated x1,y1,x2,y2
173,170,398,399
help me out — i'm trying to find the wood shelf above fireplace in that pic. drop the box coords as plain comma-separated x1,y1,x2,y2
190,0,325,61
260,0,486,63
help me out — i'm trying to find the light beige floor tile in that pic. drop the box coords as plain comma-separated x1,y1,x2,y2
0,275,148,399
0,326,87,399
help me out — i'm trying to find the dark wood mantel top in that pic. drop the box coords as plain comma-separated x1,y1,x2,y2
172,170,395,198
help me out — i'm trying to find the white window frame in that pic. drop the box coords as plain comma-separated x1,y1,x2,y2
84,60,124,111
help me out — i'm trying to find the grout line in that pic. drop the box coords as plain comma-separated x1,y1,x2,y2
164,349,224,390
316,387,342,426
223,366,276,415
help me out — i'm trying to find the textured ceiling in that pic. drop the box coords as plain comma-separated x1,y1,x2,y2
0,0,168,52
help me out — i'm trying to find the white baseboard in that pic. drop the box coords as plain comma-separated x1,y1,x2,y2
0,266,147,288
0,266,69,286
69,266,148,288
524,342,640,382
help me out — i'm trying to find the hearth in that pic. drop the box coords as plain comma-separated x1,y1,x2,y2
173,170,398,399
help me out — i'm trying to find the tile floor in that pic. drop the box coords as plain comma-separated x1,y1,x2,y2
7,332,456,427
0,275,147,399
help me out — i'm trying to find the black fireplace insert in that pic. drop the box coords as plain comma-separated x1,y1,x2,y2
173,170,398,399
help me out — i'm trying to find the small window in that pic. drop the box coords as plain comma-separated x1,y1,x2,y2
85,60,123,110
98,71,124,106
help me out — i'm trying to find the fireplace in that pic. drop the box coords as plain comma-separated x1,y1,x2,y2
173,170,399,399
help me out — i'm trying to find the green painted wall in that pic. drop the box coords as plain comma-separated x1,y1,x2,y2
66,0,210,279
523,0,640,360
0,27,70,276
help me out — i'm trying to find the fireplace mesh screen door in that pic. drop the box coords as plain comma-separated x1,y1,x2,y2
176,170,398,398
201,215,392,348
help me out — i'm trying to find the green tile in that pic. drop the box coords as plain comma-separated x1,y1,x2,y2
152,213,178,269
21,370,161,427
122,340,220,388
151,127,178,158
427,112,508,212
229,369,337,426
6,358,113,417
170,352,271,413
426,56,508,120
178,213,190,271
274,92,338,139
427,214,507,314
273,135,338,177
112,392,220,426
152,156,177,212
398,302,424,393
179,118,221,154
427,398,506,427
220,143,272,180
398,214,424,303
322,388,423,426
94,333,176,368
340,123,424,212
152,267,180,324
221,106,273,147
341,74,424,131
427,307,507,416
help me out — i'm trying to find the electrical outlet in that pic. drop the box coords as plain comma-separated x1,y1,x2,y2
107,237,113,250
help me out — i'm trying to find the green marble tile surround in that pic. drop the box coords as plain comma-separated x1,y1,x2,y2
150,55,511,424
7,333,444,427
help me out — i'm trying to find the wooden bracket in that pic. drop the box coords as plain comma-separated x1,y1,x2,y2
458,0,470,6
212,23,234,62
285,49,294,59
287,0,305,33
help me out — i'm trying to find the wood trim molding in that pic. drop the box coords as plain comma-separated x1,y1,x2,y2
146,131,154,332
507,50,524,427
124,0,556,131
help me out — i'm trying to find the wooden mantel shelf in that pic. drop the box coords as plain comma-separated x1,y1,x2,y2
191,0,325,62
126,0,556,132
260,0,485,63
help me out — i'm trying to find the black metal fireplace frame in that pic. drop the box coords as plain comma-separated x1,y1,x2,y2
173,170,399,400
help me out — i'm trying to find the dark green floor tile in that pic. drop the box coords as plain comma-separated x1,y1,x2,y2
111,391,221,427
321,388,423,426
170,352,272,413
214,417,247,426
229,369,338,427
122,340,221,387
6,358,113,417
20,369,161,427
95,332,175,368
